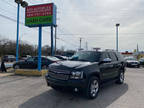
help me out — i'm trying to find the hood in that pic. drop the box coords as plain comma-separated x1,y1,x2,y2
50,60,93,69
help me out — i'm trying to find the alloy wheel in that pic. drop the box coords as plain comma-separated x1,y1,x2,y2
90,79,99,97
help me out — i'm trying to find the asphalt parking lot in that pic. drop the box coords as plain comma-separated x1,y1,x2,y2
0,68,144,108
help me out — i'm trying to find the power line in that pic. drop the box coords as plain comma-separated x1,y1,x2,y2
0,13,24,25
57,33,144,36
27,0,35,4
0,13,51,34
0,2,26,20
1,0,16,8
1,13,143,40
57,38,79,47
0,8,16,17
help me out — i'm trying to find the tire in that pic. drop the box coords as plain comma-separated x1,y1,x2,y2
14,65,20,69
116,71,125,84
85,77,100,99
137,65,140,68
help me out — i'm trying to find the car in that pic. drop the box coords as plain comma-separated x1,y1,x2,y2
20,55,31,60
13,56,60,69
45,50,126,99
139,58,144,66
125,57,140,68
54,55,68,60
2,55,16,62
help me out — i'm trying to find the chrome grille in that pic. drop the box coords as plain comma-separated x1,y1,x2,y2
131,62,138,64
48,69,70,80
50,68,70,74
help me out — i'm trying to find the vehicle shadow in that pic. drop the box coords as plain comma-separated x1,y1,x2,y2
19,82,128,108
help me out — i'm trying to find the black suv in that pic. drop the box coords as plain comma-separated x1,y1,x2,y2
45,50,126,99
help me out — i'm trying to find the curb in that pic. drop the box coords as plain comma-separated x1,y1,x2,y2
15,69,48,76
0,73,15,77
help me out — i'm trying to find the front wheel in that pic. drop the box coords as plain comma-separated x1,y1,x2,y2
116,72,125,84
137,65,140,68
85,77,100,99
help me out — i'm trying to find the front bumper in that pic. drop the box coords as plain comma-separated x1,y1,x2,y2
127,63,139,67
45,75,87,89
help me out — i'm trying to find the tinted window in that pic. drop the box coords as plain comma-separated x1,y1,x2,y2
71,51,101,62
8,55,15,58
108,52,118,61
101,52,110,61
42,58,48,62
27,57,34,62
34,57,38,61
116,52,124,61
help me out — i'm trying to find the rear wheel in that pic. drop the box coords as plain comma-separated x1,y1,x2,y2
85,77,100,99
116,71,124,84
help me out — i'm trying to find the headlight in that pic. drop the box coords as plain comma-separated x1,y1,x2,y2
70,71,83,79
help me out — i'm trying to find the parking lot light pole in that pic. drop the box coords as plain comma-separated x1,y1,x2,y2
15,0,28,61
116,23,120,52
16,3,20,61
51,26,54,56
38,26,42,71
54,25,57,55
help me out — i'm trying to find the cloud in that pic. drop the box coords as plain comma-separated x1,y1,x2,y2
0,0,144,51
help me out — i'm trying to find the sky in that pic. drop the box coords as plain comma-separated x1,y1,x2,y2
0,0,144,52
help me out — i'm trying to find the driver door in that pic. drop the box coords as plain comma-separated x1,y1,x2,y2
99,52,114,80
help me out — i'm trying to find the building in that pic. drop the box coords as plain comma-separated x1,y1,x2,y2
121,51,133,58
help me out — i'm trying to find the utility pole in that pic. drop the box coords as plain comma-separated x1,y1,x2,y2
80,38,82,50
116,23,120,52
51,26,54,56
137,44,139,53
86,41,88,51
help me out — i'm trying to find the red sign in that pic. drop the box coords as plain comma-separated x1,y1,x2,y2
25,3,56,27
26,3,53,18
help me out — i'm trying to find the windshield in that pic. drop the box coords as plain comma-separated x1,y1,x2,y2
71,51,100,62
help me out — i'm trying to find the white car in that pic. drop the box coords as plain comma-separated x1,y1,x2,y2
125,57,140,68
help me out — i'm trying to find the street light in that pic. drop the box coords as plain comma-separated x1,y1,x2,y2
116,23,120,52
21,1,28,7
14,0,28,61
15,0,23,4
